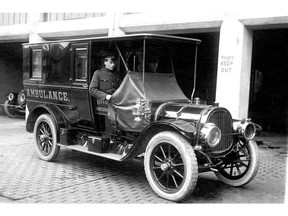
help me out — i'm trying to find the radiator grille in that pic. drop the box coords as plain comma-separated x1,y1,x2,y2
207,109,233,152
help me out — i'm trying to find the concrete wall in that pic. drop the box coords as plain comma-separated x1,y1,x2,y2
216,18,253,119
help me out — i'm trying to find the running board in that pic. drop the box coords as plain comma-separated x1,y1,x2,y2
57,143,125,161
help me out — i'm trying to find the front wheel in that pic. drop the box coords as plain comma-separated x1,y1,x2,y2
34,114,60,161
214,140,260,187
144,131,198,202
3,100,20,118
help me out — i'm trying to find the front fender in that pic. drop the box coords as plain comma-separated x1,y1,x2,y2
123,119,196,160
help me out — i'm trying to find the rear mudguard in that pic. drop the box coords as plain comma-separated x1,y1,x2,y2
122,119,196,160
26,104,70,142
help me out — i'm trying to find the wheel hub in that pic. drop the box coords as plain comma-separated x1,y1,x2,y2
160,162,170,171
40,134,49,142
160,160,175,174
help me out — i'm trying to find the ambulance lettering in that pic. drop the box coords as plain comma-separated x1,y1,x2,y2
26,88,70,102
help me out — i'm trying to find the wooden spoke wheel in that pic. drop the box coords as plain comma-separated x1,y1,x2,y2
144,131,198,202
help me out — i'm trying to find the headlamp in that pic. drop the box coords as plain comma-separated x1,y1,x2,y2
200,123,221,147
18,92,26,105
8,93,15,101
233,119,256,141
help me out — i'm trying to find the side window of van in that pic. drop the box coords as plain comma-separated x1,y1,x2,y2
31,48,42,79
75,48,88,81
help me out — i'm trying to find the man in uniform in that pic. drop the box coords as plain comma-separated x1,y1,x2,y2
145,55,159,73
89,52,121,101
137,55,159,73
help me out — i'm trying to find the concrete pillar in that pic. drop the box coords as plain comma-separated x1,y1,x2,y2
28,13,44,43
215,18,253,119
108,12,125,36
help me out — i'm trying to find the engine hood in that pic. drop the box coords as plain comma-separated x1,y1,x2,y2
154,102,214,123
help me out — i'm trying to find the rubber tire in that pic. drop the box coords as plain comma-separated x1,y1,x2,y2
3,100,19,118
214,140,260,187
144,131,198,202
34,114,60,161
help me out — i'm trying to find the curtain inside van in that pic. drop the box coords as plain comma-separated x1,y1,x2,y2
108,71,189,131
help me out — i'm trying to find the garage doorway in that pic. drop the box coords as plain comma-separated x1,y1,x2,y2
250,29,288,133
175,32,220,105
0,43,23,106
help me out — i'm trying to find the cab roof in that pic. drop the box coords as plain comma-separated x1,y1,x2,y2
23,33,201,46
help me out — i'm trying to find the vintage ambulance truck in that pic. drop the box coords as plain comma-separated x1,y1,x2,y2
23,34,260,202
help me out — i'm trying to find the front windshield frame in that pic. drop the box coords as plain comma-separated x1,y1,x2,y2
112,36,199,101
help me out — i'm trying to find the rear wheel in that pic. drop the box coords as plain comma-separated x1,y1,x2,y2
214,140,260,187
34,114,60,161
144,131,198,202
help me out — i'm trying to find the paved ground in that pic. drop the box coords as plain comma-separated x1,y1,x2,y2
0,115,287,204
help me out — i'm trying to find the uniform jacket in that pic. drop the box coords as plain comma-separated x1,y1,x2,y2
89,68,121,100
